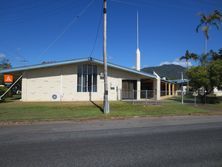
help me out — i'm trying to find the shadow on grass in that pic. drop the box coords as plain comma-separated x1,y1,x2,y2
0,99,15,103
0,96,21,103
90,101,104,113
1,94,21,102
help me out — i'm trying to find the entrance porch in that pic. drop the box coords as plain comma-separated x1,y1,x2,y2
121,79,176,101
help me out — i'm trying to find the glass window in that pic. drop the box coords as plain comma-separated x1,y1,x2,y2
77,64,97,92
77,65,82,92
93,74,97,92
88,65,92,92
93,65,97,92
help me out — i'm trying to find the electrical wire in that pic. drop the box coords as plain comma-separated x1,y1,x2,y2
39,0,96,57
89,5,103,58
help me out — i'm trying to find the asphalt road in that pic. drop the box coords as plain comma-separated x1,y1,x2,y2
0,116,222,167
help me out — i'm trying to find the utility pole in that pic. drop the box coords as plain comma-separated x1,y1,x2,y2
103,0,109,114
181,72,184,104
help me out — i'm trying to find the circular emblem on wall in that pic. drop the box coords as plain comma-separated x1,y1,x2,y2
52,94,57,100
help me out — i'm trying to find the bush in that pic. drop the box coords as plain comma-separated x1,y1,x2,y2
0,86,7,94
207,96,221,104
0,86,12,99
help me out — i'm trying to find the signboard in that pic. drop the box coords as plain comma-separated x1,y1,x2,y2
193,91,198,97
199,89,205,96
4,74,13,83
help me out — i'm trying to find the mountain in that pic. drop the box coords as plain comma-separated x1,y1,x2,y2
142,64,187,80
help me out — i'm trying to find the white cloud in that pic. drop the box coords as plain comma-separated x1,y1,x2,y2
0,53,6,61
160,59,192,67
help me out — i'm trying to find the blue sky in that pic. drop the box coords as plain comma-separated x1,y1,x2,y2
0,0,222,68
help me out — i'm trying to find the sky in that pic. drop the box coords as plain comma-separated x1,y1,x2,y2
0,0,222,68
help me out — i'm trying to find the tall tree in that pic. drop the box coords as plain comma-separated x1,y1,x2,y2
196,10,222,54
187,59,222,95
179,50,198,69
198,53,210,66
179,50,198,91
208,49,222,61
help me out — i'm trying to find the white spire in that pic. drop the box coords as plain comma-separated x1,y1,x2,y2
136,11,141,71
137,11,139,49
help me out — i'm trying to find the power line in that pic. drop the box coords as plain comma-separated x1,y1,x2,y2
89,4,103,58
39,0,96,57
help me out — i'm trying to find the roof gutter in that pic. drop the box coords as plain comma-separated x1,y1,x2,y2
0,57,156,79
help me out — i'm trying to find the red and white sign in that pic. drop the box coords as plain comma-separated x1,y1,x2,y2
4,74,13,83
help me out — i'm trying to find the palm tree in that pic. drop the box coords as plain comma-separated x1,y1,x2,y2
179,50,198,92
196,10,222,54
179,50,198,69
198,53,209,66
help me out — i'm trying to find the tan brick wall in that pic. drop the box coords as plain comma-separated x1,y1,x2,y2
21,63,150,101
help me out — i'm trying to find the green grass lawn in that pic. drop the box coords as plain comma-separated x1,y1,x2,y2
0,97,221,122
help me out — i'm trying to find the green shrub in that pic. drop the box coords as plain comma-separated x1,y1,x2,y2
0,86,12,99
207,96,221,104
0,86,7,94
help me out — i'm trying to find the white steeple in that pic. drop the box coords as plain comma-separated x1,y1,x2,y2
136,11,141,71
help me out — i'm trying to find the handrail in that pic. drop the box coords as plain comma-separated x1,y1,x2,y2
0,75,23,100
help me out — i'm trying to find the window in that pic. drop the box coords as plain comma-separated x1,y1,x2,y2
93,66,97,92
77,64,97,92
77,65,82,92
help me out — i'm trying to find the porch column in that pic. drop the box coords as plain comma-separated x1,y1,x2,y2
165,82,167,96
172,84,175,96
168,83,171,96
153,76,161,100
21,72,27,101
137,79,141,100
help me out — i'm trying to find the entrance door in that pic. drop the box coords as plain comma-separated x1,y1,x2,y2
122,80,137,99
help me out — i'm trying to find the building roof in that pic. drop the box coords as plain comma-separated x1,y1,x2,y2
0,57,157,79
170,79,189,84
160,79,174,84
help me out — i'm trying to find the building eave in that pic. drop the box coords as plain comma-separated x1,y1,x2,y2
0,57,157,79
92,58,156,79
0,58,90,74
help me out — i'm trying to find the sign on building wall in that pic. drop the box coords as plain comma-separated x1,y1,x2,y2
4,74,13,84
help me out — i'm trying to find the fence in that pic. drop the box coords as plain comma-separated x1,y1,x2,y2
160,90,177,96
120,90,155,100
120,89,221,104
120,90,178,100
174,90,221,105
